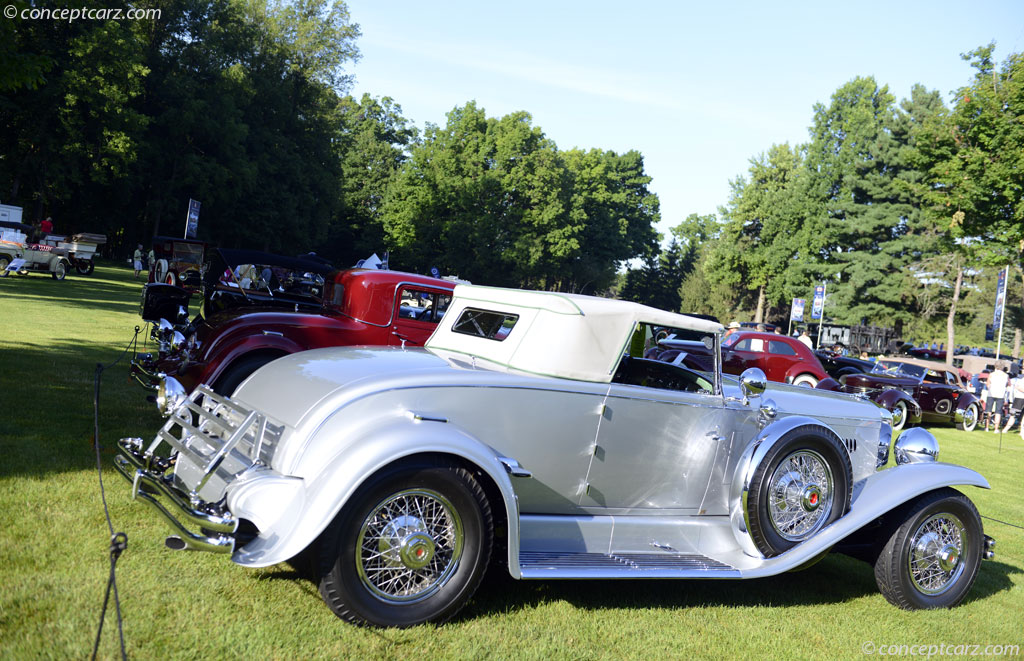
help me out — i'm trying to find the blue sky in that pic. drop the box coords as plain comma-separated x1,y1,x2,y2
347,0,1024,242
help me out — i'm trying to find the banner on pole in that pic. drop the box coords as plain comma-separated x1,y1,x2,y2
790,298,805,322
185,199,201,239
993,267,1008,330
811,285,825,320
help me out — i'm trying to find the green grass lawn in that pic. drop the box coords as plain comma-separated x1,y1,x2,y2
1,264,1022,660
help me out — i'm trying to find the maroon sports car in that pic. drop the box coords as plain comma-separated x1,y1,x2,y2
131,260,456,396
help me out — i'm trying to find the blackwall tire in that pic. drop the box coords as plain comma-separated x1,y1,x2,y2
873,488,982,610
76,260,95,275
745,425,852,557
317,460,493,627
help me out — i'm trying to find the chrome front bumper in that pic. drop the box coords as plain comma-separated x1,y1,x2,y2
114,437,237,553
129,353,161,391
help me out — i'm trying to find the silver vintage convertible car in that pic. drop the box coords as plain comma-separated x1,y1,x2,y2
115,285,996,627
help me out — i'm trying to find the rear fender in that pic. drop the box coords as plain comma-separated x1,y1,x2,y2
200,336,304,386
228,415,521,572
955,392,981,418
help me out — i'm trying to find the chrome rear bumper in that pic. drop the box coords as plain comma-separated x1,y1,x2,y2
114,437,236,553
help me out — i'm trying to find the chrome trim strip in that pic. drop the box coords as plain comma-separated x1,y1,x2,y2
261,330,284,337
406,410,449,424
497,456,532,478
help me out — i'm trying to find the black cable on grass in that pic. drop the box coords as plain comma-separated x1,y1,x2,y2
981,515,1024,531
91,327,141,661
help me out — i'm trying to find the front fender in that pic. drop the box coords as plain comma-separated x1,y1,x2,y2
227,416,521,572
731,462,989,574
200,335,305,386
873,389,923,424
729,415,843,557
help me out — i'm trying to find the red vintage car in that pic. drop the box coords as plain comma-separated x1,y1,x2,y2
131,261,456,396
650,330,829,387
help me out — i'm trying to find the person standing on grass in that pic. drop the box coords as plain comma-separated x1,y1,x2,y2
133,244,143,279
1002,372,1024,436
986,363,1009,432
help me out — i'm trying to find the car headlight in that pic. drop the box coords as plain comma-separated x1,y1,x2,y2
156,376,187,416
168,330,186,353
176,305,189,325
893,428,939,465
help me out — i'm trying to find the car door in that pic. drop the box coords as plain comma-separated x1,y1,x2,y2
765,339,800,382
389,287,453,346
579,357,755,515
915,368,957,419
723,336,764,376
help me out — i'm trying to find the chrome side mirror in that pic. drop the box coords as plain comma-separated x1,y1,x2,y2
739,368,767,405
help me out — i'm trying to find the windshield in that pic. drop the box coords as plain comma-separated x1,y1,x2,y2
871,361,926,378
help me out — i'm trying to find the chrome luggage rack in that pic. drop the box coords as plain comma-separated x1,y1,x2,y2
114,385,281,553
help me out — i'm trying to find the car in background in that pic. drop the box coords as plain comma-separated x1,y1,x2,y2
149,235,208,291
649,330,829,387
0,220,73,280
814,347,876,379
841,357,982,432
115,284,995,627
131,259,457,397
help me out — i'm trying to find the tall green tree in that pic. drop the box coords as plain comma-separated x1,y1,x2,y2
803,77,941,331
381,103,657,290
706,143,810,322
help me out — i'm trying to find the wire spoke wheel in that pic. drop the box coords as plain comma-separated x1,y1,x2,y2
907,513,966,595
357,489,464,603
318,462,492,627
874,488,983,610
767,450,834,541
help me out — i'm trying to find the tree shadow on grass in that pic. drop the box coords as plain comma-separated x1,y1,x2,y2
0,274,144,316
0,337,163,479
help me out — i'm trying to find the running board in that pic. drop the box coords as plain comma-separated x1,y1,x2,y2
519,551,740,579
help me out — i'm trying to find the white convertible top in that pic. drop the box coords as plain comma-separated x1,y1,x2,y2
426,284,723,382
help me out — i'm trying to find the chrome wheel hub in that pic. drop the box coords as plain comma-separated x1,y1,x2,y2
963,405,977,429
378,516,437,570
357,489,463,603
892,404,905,427
768,450,834,541
909,513,966,595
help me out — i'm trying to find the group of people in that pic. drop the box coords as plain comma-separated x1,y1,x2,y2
978,363,1024,437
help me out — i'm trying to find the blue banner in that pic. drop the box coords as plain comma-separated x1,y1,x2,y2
790,298,805,322
811,285,825,320
185,199,201,239
993,267,1007,330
